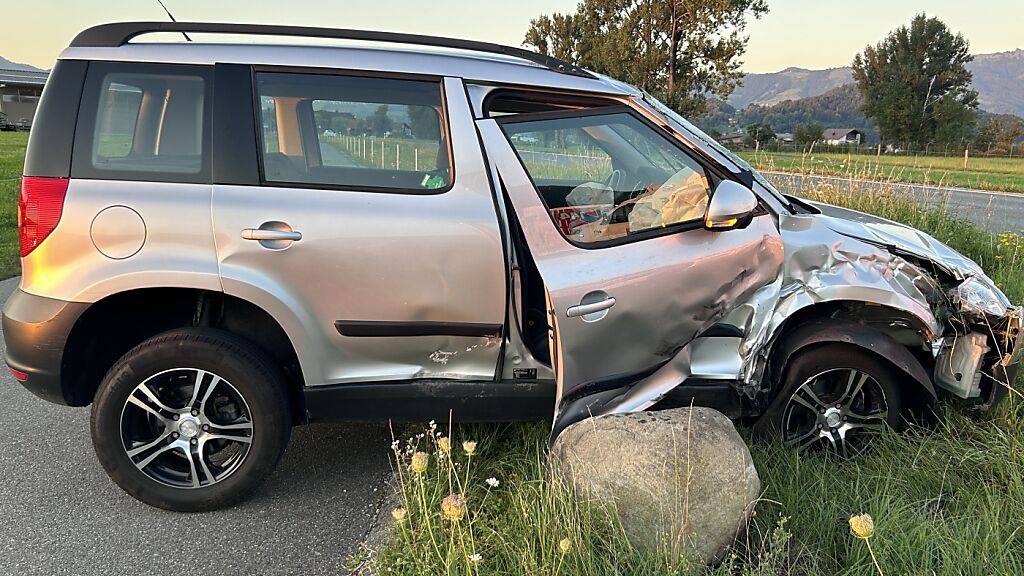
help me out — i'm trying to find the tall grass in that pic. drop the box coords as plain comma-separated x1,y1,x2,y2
367,185,1024,575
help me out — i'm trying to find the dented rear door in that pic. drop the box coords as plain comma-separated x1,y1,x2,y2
476,110,783,431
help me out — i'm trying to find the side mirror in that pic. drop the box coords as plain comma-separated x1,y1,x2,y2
704,180,758,231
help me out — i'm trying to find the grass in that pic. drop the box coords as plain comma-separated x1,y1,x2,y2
367,187,1024,575
737,149,1024,194
0,132,26,280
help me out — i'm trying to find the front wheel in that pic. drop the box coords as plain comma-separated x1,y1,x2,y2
761,344,904,456
91,328,291,512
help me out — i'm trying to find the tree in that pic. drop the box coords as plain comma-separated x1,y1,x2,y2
794,123,824,147
524,0,768,116
974,116,1024,155
745,122,775,147
852,14,977,149
366,105,392,137
408,106,440,140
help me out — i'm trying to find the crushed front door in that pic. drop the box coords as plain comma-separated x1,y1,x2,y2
476,109,784,433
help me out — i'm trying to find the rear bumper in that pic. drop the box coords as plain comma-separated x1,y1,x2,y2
3,289,89,405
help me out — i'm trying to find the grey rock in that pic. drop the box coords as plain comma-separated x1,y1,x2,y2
549,407,760,565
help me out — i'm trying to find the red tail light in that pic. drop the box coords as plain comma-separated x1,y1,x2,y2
18,176,69,257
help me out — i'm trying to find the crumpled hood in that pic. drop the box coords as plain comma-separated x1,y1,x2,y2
806,200,986,281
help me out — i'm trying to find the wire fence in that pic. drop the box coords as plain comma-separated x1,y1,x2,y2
724,140,1024,159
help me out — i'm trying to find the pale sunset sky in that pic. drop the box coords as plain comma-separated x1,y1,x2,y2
2,0,1021,72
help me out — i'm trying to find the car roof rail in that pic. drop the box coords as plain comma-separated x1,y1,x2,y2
69,21,598,79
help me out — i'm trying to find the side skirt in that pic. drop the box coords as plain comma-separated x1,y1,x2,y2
303,379,556,423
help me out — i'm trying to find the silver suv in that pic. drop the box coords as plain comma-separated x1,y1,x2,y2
5,22,1021,512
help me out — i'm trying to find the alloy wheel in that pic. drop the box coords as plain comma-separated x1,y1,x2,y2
119,368,254,489
782,368,889,456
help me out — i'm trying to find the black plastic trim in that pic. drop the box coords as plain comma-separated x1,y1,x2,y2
2,290,90,406
23,60,88,178
303,379,555,423
212,63,260,186
698,323,744,338
69,22,597,79
335,320,502,338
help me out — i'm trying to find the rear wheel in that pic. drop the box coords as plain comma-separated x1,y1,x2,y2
91,328,291,512
765,344,903,456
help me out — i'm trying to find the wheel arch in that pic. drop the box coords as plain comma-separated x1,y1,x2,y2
61,287,306,422
766,314,937,405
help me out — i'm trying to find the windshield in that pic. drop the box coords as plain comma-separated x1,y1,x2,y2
638,91,790,206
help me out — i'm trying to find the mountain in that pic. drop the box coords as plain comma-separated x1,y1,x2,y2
0,56,46,73
737,83,874,138
970,49,1024,116
727,67,853,109
729,49,1024,117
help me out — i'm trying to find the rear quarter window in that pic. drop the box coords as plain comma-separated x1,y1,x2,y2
72,62,213,183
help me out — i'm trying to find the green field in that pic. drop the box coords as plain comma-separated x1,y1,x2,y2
0,132,26,280
738,149,1024,194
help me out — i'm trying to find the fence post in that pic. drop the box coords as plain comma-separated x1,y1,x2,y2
963,147,969,169
415,148,419,171
396,144,400,170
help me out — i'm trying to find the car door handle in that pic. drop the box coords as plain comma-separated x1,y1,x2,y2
566,297,616,318
241,229,302,242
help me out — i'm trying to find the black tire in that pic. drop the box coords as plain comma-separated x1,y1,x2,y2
91,328,291,512
757,343,904,455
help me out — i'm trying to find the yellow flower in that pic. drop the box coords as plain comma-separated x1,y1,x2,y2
410,451,429,474
558,538,572,554
441,493,467,521
391,508,407,523
438,437,451,453
462,440,477,456
849,513,875,539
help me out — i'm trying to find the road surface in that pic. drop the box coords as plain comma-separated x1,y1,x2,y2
0,277,394,576
765,171,1024,234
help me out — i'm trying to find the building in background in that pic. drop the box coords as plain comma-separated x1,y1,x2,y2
0,56,49,127
822,128,863,146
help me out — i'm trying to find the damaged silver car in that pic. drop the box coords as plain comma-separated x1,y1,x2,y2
6,22,1021,511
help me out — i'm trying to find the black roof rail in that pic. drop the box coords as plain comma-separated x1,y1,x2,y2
69,21,597,79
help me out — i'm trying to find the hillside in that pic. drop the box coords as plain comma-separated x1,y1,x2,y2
970,49,1024,116
729,49,1024,117
0,56,46,73
727,67,852,109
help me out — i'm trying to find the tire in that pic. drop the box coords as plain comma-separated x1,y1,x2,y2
91,328,291,512
758,343,904,456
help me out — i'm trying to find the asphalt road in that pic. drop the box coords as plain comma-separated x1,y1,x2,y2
765,171,1024,234
0,277,393,576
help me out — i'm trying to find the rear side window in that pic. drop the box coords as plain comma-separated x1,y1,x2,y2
255,72,451,192
72,62,212,183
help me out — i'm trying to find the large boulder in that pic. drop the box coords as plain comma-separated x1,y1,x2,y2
549,407,760,565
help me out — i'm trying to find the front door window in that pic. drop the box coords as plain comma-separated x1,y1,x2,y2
501,111,712,245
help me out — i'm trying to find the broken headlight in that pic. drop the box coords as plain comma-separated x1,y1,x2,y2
952,276,1010,318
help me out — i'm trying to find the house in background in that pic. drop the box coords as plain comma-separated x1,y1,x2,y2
822,128,863,146
775,132,794,143
0,56,48,125
716,133,745,146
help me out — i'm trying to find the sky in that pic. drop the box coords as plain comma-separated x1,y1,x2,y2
2,0,1021,73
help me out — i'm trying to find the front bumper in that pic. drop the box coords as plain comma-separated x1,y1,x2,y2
3,289,89,406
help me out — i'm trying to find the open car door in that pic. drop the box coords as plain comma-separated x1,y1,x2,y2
476,108,784,435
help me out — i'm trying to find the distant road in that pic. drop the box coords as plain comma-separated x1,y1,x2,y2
764,171,1024,234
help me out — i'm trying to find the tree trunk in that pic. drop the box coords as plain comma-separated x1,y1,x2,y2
668,2,677,96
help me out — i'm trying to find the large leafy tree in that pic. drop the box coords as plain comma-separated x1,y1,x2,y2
524,0,767,116
852,14,977,148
